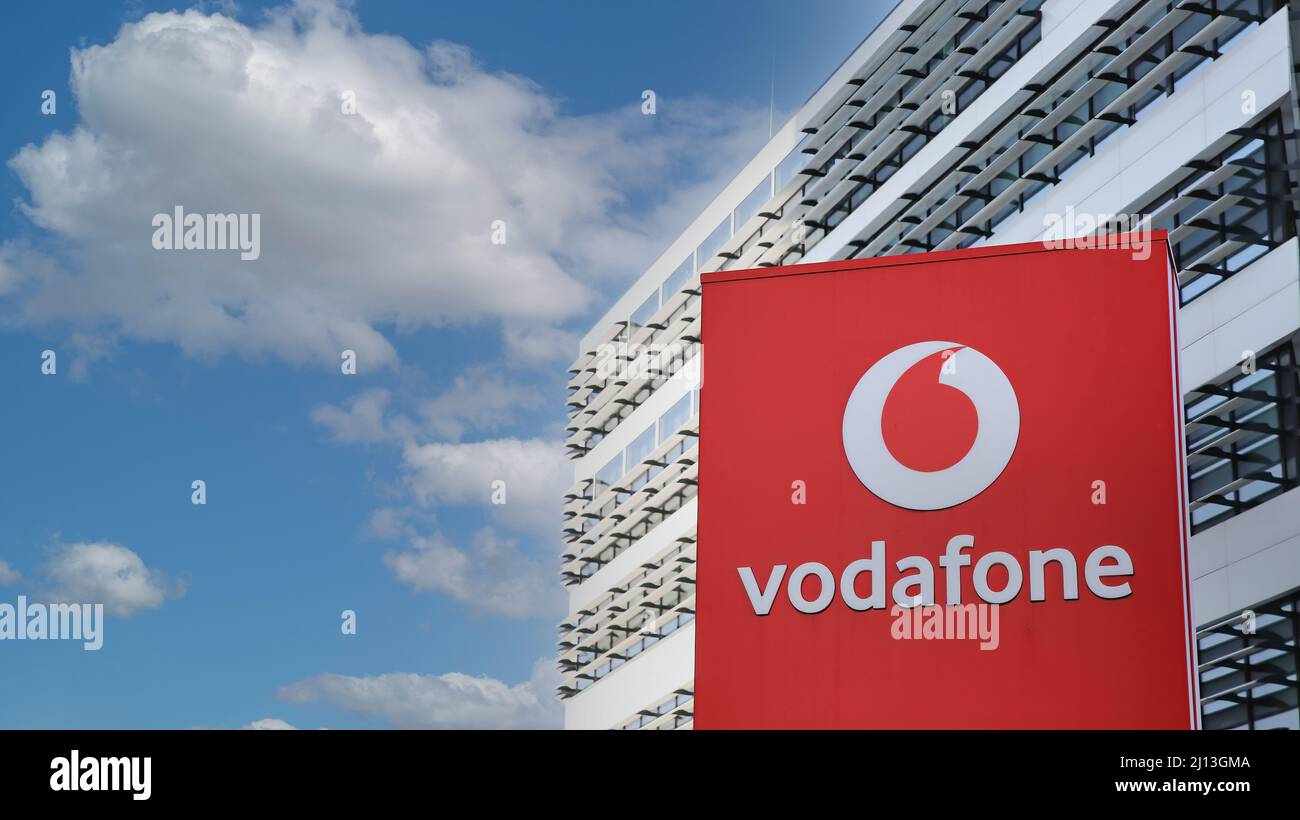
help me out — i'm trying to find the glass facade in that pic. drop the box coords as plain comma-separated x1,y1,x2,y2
1199,588,1300,729
1186,332,1300,533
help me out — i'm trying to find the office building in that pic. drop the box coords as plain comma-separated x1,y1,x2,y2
559,0,1300,730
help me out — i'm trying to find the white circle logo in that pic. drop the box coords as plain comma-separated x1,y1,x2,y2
842,341,1019,510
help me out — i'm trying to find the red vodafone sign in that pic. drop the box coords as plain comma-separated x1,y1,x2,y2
696,238,1197,729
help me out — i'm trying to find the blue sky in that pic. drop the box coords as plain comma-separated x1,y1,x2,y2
0,0,890,728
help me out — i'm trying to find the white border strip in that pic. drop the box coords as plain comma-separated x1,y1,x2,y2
1165,242,1201,729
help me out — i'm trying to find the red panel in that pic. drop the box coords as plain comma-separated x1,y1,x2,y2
695,238,1197,728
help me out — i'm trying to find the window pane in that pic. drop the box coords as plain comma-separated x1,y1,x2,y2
664,254,693,297
630,291,658,332
735,174,772,228
697,215,731,270
659,393,692,442
595,451,623,493
627,425,656,467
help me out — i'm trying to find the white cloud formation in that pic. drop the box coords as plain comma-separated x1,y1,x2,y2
64,332,116,382
383,527,561,619
502,323,581,366
312,368,544,445
241,718,297,730
362,506,420,540
0,561,21,585
277,658,561,729
311,387,400,444
42,541,183,617
313,382,567,618
4,1,766,368
0,247,24,296
401,437,568,537
417,366,544,441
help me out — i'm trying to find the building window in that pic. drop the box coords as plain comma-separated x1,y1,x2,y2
1140,110,1298,306
1198,587,1300,730
801,11,1045,253
1186,333,1300,534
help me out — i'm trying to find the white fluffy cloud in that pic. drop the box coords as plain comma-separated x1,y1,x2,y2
42,541,183,617
311,367,543,444
241,718,297,730
0,561,21,585
4,1,766,368
502,323,581,366
277,658,561,729
417,366,545,441
313,380,567,617
310,387,399,444
402,437,569,537
383,527,561,619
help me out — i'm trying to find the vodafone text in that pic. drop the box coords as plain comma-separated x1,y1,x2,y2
738,535,1133,614
50,750,151,801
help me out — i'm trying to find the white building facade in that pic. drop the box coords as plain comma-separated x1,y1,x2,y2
559,0,1300,730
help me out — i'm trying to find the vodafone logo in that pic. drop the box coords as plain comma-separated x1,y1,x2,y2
842,341,1019,510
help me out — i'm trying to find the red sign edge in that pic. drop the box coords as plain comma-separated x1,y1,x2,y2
1163,239,1201,729
701,232,1171,288
699,236,1202,729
